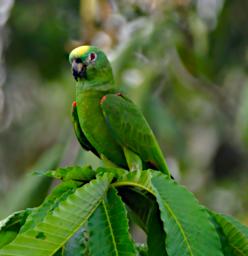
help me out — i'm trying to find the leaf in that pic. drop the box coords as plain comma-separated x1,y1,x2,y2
113,170,153,193
52,247,63,256
147,206,167,256
212,212,248,255
87,187,137,256
96,167,128,179
151,172,223,256
63,227,86,256
34,166,95,182
20,180,80,233
0,210,31,248
209,213,235,256
113,170,167,255
113,170,155,231
0,173,113,256
118,187,167,255
117,186,153,232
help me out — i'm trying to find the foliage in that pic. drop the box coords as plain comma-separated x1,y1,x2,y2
1,1,248,255
0,166,247,255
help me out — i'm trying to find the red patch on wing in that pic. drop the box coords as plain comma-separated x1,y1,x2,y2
100,95,107,105
72,101,77,107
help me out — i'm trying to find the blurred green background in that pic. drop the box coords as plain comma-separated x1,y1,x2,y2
0,0,248,225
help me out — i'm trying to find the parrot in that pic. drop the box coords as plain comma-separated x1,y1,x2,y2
69,45,171,176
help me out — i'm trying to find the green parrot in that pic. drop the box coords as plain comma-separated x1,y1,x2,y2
69,45,171,176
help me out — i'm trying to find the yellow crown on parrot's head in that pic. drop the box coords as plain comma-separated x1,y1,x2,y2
69,45,90,63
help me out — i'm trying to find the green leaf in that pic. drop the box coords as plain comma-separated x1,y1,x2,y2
96,167,128,179
63,227,86,256
212,212,248,255
209,213,235,256
34,166,95,182
118,187,167,255
117,187,153,232
88,187,136,256
147,206,167,256
0,210,31,248
113,170,154,231
20,180,80,233
114,171,167,255
113,170,153,193
151,172,223,256
0,173,113,256
52,247,63,256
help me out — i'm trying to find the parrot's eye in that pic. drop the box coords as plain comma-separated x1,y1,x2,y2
89,52,97,62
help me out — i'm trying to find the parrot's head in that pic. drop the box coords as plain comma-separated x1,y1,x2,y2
69,45,114,89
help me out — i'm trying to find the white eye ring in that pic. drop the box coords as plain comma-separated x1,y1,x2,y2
89,52,97,62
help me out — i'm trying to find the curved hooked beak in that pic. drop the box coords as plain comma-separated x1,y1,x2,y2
72,59,87,81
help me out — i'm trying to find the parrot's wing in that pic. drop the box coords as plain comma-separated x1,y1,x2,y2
100,94,170,175
72,101,100,157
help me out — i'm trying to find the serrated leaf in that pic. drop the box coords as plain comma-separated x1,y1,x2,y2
113,170,154,231
113,170,153,193
96,167,128,179
212,212,248,255
151,173,223,256
0,173,112,256
88,187,136,256
34,166,95,182
117,187,153,232
114,170,167,255
20,180,80,233
0,210,31,248
209,213,235,256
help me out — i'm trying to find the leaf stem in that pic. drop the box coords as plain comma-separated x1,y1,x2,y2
112,181,155,196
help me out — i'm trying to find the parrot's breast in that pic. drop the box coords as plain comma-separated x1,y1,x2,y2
76,89,127,167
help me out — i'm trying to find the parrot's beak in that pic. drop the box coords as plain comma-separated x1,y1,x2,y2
72,59,87,81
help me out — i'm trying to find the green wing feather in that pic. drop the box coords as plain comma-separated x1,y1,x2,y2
72,102,100,157
100,94,170,175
